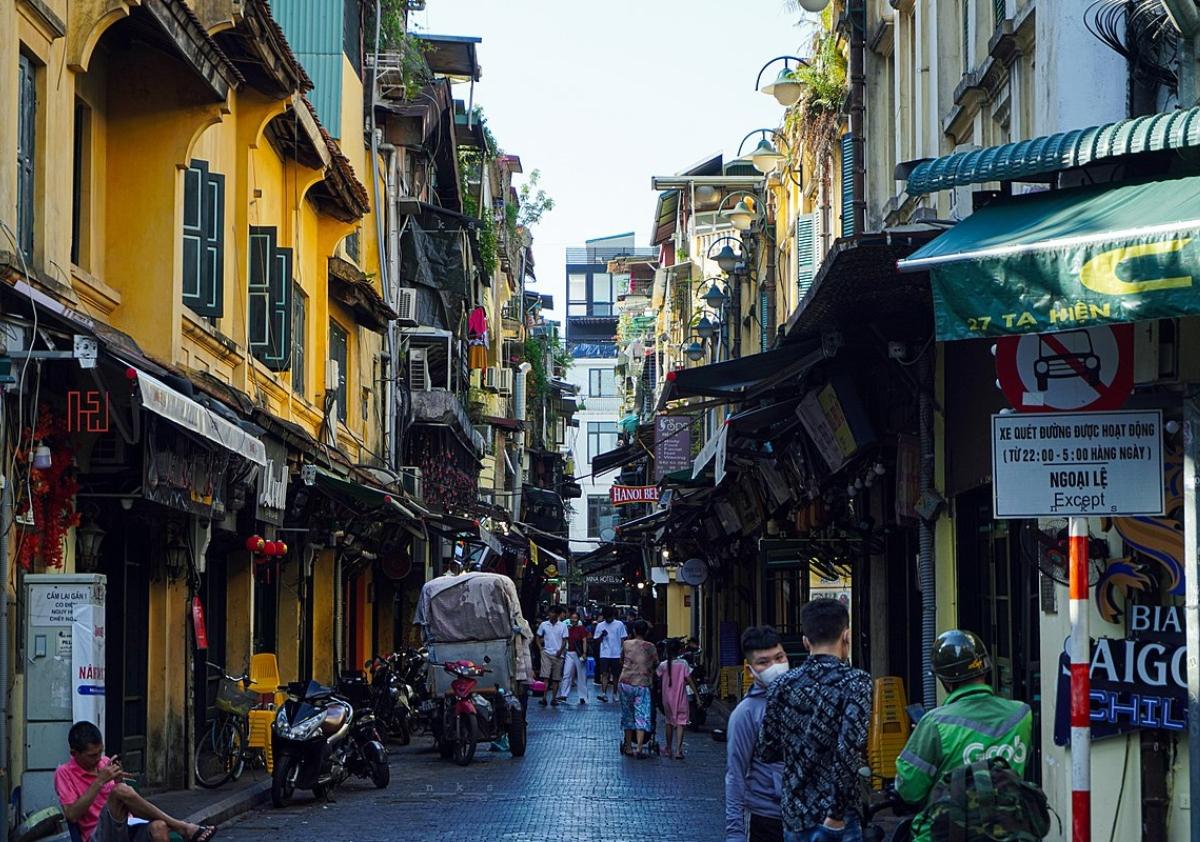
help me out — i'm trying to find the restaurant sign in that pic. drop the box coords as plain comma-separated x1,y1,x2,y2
143,417,229,517
610,485,659,506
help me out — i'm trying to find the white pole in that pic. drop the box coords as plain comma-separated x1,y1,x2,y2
1068,515,1090,841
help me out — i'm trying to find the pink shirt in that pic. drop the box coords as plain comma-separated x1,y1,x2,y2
55,756,114,842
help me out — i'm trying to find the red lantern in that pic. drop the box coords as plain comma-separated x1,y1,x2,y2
275,541,288,556
244,535,265,554
262,541,277,556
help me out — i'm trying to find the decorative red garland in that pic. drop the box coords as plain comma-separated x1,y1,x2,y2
16,404,81,571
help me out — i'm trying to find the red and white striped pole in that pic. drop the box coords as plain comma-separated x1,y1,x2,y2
1068,515,1090,842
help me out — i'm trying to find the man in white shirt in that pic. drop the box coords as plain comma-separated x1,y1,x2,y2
536,605,569,706
592,605,628,702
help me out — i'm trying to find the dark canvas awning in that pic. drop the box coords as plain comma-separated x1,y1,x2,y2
903,107,1200,195
589,423,654,475
899,174,1200,340
658,338,832,409
416,34,482,81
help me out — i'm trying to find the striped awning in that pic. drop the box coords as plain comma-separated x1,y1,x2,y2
905,107,1200,195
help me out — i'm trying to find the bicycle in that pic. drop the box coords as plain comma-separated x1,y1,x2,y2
193,662,265,788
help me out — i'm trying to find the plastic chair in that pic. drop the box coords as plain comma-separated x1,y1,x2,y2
248,652,284,707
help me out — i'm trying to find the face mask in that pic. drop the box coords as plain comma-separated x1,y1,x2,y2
754,662,789,686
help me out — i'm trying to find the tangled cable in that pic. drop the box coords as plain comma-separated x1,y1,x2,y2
1085,0,1179,92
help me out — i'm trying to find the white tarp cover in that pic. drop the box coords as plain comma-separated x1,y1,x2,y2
415,572,533,681
134,367,267,466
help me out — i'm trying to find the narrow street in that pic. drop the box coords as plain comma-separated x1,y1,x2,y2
218,698,727,842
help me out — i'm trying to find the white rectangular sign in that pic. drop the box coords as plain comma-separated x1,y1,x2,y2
991,410,1164,518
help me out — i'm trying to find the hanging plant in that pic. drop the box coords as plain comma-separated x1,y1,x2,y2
782,13,848,184
15,404,81,571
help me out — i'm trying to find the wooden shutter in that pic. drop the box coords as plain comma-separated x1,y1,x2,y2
292,283,307,397
994,0,1006,26
17,54,36,263
796,213,816,297
183,160,224,317
329,321,348,423
248,226,293,370
840,134,857,239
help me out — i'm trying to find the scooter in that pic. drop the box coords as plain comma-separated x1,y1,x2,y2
335,672,391,790
270,680,355,807
431,657,526,766
367,654,415,745
860,768,917,842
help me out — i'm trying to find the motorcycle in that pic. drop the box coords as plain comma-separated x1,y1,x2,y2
679,645,714,731
335,671,391,788
431,656,525,766
860,768,917,842
367,653,415,745
270,680,357,807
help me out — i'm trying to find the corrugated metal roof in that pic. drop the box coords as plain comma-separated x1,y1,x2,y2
907,107,1200,194
273,0,344,137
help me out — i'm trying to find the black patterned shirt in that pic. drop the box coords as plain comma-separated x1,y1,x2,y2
755,654,873,831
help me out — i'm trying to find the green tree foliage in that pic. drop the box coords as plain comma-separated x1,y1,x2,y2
517,170,555,229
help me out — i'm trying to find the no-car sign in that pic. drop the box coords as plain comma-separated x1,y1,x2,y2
995,324,1133,413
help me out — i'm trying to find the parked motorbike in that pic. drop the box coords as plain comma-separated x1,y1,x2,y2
270,680,355,807
678,645,714,731
367,653,415,745
335,672,391,789
860,768,917,842
431,657,526,766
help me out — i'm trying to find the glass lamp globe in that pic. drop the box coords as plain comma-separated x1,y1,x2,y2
750,138,785,174
761,68,804,108
723,199,755,231
685,341,705,362
713,244,740,274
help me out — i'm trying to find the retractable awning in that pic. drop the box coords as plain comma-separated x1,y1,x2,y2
133,367,266,465
657,338,831,410
899,174,1200,341
903,107,1200,195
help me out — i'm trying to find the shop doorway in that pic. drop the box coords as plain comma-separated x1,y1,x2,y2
955,486,1042,779
193,548,228,738
103,516,149,777
759,560,811,661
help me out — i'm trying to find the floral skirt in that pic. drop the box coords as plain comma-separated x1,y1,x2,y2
619,682,652,732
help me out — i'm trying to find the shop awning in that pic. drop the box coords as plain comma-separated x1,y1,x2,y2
590,423,654,475
898,174,1200,341
657,338,831,410
903,107,1200,195
133,367,266,465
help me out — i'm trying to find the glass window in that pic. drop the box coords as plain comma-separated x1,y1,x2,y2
17,53,36,263
568,273,588,303
587,421,620,463
291,284,307,397
329,320,349,423
587,495,617,538
72,99,91,268
589,368,616,397
592,272,614,315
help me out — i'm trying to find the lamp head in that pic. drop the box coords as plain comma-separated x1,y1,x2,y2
761,67,805,107
703,281,728,308
713,244,740,273
685,341,705,362
797,0,831,11
696,316,715,341
695,184,720,207
723,199,756,231
750,138,785,174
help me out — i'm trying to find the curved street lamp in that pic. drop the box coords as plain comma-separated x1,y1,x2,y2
702,278,730,308
715,191,763,232
706,236,744,274
755,56,810,107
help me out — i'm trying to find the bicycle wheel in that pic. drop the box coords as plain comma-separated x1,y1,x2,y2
194,716,245,788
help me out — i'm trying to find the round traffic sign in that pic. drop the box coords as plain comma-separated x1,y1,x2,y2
994,324,1133,413
679,558,709,586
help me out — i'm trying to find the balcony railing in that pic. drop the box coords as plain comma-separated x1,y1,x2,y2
565,246,657,265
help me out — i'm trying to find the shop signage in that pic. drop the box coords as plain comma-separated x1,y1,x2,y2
610,485,659,506
256,438,288,526
994,325,1133,413
991,410,1164,518
586,573,622,585
143,418,229,517
693,424,729,482
191,596,209,650
679,557,709,586
795,377,874,472
1052,634,1187,745
655,415,693,481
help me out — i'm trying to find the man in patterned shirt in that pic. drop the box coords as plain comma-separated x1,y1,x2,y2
756,599,873,842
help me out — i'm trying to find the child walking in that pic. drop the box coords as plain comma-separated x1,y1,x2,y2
656,638,700,759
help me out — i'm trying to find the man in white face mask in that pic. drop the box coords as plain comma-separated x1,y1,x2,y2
725,627,788,842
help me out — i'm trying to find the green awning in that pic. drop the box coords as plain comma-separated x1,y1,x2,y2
905,108,1200,195
899,175,1200,341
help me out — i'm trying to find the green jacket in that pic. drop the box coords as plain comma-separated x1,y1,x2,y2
894,685,1033,842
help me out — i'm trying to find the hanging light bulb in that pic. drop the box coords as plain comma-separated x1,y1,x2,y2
32,442,51,471
686,340,705,362
874,462,886,475
854,477,864,489
847,484,857,498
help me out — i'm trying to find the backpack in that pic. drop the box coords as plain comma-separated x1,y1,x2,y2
927,757,1053,842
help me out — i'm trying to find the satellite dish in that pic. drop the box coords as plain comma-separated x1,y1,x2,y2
600,527,617,542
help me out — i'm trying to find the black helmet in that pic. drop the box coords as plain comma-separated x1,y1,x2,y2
931,630,991,683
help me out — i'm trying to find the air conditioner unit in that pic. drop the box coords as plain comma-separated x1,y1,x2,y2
484,366,500,392
395,288,418,327
409,348,430,391
399,466,423,500
497,368,514,395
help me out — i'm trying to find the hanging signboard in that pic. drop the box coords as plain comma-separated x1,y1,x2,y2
143,418,230,517
991,410,1164,518
994,324,1134,413
795,377,875,473
610,485,659,506
679,558,709,586
255,437,288,525
655,415,693,481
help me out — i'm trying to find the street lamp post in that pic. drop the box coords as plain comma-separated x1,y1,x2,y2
754,56,810,107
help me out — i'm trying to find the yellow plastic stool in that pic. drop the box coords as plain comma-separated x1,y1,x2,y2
867,676,911,784
247,709,275,773
248,652,284,708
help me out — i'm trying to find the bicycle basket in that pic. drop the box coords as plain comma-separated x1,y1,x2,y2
216,677,256,716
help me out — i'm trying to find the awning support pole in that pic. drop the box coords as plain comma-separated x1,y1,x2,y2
918,349,936,710
1182,392,1200,842
1067,516,1090,842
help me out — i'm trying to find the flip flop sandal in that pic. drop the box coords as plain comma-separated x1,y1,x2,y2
190,828,218,842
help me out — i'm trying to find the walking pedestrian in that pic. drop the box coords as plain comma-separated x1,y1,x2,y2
725,626,788,842
657,637,699,759
593,605,628,702
757,599,872,842
557,608,590,704
618,619,657,758
537,605,569,706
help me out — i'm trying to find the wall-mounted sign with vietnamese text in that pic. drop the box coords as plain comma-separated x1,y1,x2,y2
655,415,694,481
991,410,1164,518
610,485,659,506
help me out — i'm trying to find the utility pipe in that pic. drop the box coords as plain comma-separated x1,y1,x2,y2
0,474,9,842
368,0,392,468
917,349,936,710
1067,517,1090,842
379,142,400,470
848,0,867,236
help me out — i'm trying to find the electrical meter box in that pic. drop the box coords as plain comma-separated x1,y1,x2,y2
23,574,106,813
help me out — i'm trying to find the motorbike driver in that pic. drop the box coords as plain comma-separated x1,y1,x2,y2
894,630,1033,842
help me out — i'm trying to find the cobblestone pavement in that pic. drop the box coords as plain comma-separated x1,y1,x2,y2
216,691,728,842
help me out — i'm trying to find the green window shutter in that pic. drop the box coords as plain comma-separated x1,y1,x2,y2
17,54,36,263
248,226,293,370
183,161,224,318
994,0,1005,27
963,0,971,70
796,213,816,296
840,135,857,239
292,283,307,397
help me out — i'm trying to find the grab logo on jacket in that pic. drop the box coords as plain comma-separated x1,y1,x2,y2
963,735,1027,766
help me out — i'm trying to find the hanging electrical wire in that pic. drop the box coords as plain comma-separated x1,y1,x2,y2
1085,0,1179,92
